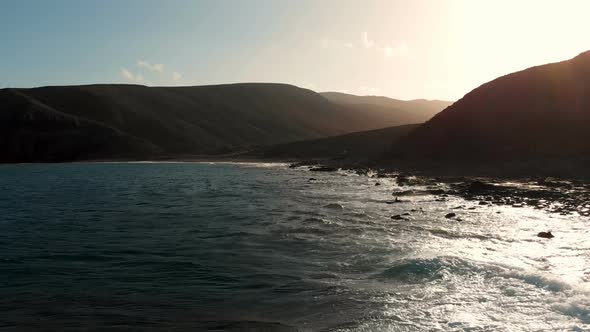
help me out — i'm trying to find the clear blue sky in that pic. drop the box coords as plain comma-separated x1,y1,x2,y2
1,0,589,100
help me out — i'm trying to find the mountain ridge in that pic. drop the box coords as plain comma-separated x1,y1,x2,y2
393,50,590,166
321,91,453,125
0,83,450,163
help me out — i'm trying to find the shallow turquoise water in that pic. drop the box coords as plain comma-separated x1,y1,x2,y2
0,162,589,331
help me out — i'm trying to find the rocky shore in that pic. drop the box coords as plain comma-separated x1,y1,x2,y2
288,160,590,218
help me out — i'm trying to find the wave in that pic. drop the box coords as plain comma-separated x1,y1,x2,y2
375,256,482,283
375,256,578,293
552,296,590,324
423,227,510,242
212,161,289,168
324,203,344,210
498,270,571,292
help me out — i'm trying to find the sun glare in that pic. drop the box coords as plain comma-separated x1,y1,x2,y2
449,0,590,92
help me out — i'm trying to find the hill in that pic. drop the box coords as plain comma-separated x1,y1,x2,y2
394,51,590,170
254,124,420,162
321,92,452,124
1,83,429,162
0,89,159,163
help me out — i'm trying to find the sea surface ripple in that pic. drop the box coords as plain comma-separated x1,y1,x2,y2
0,162,589,331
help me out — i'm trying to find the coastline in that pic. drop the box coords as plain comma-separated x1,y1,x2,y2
4,154,589,218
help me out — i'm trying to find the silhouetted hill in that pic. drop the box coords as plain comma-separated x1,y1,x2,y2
321,92,452,124
254,124,420,162
0,89,159,163
395,51,590,168
1,83,426,162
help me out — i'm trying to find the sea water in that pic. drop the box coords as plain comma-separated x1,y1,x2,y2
0,162,589,331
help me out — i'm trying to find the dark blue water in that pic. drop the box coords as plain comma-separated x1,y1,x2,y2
0,163,311,330
1,163,589,331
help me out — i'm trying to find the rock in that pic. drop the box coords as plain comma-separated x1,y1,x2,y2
396,175,410,186
537,178,572,189
310,167,338,172
479,201,489,205
427,189,446,195
512,203,524,208
402,212,410,216
391,215,405,220
309,178,317,181
324,203,343,209
289,162,312,168
445,213,456,219
375,182,381,186
467,181,495,194
537,231,554,239
356,169,369,176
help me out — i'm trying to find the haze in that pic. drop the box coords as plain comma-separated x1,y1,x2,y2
1,0,589,100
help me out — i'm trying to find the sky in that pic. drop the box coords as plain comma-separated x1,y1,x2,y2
1,0,589,101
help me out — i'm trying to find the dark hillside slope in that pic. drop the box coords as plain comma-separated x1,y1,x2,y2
321,92,452,124
255,124,420,161
395,51,590,163
0,89,159,163
2,83,417,162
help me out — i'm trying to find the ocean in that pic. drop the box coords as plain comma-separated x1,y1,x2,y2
0,162,589,331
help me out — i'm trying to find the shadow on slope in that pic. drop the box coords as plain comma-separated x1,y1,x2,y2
252,124,420,162
395,51,590,161
321,92,452,124
3,83,424,162
0,89,159,163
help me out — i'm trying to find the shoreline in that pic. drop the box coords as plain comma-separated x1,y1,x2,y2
3,155,589,217
286,161,590,218
4,154,590,181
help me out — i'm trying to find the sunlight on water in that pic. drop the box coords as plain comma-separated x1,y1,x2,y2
0,162,588,331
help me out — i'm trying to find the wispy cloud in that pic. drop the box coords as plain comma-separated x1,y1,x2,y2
137,60,164,72
321,32,408,58
362,32,375,49
120,60,182,85
121,68,144,83
362,32,408,57
171,71,182,82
